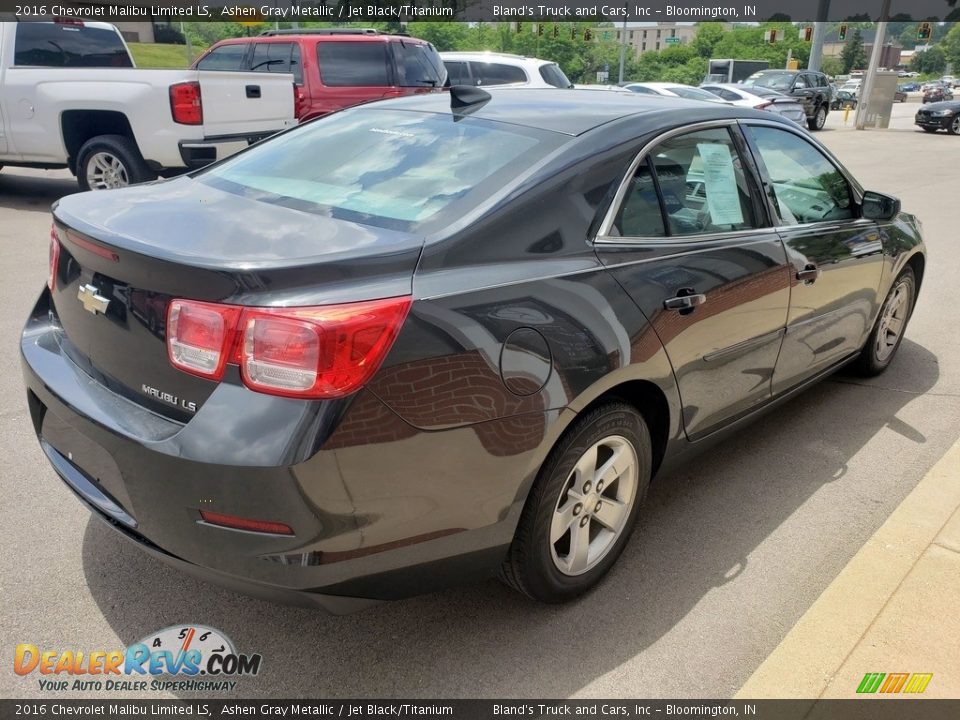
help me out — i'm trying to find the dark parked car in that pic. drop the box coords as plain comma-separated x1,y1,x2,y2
22,89,925,611
743,69,833,130
922,85,954,104
915,100,960,134
830,90,857,110
191,28,446,121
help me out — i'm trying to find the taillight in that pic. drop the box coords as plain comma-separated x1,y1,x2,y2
166,297,411,399
48,225,60,292
167,300,241,380
169,81,203,125
755,102,772,110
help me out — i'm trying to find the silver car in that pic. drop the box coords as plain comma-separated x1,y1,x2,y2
701,83,808,126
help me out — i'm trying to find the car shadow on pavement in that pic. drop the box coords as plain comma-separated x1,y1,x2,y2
80,338,941,698
0,171,77,212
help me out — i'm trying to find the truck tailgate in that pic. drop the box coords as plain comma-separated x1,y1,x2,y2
198,71,297,138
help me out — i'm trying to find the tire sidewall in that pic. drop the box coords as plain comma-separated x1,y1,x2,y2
520,405,651,602
861,268,916,374
76,136,150,191
949,116,960,136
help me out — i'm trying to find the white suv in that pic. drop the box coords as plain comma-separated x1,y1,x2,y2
440,52,572,88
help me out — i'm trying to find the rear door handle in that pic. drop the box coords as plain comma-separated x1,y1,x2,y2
797,264,820,284
246,85,261,99
663,289,707,311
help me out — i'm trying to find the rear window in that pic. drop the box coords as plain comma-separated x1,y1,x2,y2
539,63,572,89
472,62,527,86
251,42,303,84
14,23,132,68
317,42,389,87
392,41,446,88
200,108,563,232
196,44,247,71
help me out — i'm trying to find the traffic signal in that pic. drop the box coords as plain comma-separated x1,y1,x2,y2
838,24,847,41
553,24,559,39
537,23,544,37
570,27,578,40
584,29,593,42
802,27,813,42
917,22,933,41
766,29,778,44
515,22,523,34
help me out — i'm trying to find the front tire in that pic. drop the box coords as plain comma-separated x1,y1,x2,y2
808,104,828,131
77,135,155,191
854,267,916,377
948,115,960,136
501,403,652,603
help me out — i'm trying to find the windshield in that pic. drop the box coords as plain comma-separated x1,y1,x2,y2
669,86,724,102
744,73,794,91
539,63,572,88
200,108,563,232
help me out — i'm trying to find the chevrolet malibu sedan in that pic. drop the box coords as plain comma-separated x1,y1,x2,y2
22,88,925,612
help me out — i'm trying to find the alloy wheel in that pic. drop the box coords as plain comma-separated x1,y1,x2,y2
86,152,130,190
875,278,913,362
550,435,638,576
816,106,827,129
951,116,960,135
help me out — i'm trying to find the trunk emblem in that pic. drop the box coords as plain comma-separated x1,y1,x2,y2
78,284,110,315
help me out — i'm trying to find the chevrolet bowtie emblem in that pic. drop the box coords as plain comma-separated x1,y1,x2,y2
78,284,110,315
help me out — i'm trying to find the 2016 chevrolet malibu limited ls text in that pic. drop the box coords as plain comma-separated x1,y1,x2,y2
22,88,925,612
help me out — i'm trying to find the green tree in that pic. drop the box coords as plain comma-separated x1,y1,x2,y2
941,23,960,72
820,56,843,77
690,23,724,59
911,45,947,74
840,29,868,73
405,22,471,52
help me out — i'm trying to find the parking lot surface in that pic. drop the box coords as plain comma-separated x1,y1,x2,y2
2,99,959,699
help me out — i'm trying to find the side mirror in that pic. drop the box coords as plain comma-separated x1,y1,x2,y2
862,191,901,221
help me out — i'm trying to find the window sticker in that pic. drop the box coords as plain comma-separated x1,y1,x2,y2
696,143,745,226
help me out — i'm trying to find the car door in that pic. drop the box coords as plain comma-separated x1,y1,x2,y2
741,121,885,393
594,122,791,439
790,73,816,116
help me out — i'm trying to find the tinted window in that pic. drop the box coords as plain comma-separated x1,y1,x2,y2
704,87,741,102
196,44,247,71
250,42,302,84
471,62,527,86
14,23,132,67
649,127,759,236
795,74,813,89
444,61,470,86
625,85,658,95
317,42,389,87
200,108,562,232
746,126,853,224
539,63,572,88
393,41,445,87
614,159,666,238
670,86,723,102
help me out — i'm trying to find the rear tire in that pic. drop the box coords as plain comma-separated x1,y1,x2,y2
853,267,916,377
500,402,652,603
808,104,828,131
77,135,155,191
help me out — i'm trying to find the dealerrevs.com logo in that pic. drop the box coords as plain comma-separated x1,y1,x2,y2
14,625,261,693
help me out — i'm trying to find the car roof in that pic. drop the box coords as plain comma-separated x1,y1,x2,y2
371,87,748,136
440,52,551,65
213,34,418,45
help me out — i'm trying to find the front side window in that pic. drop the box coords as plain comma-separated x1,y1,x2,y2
200,108,563,232
472,62,527,86
745,126,854,225
196,44,247,71
14,23,132,67
317,42,389,87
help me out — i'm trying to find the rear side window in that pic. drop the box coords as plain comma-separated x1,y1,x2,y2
471,62,527,86
196,44,247,71
317,42,389,87
445,61,470,86
200,108,563,232
538,63,571,88
392,41,446,87
250,42,303,84
14,23,132,67
614,159,666,238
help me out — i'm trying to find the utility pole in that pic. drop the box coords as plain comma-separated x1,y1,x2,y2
618,5,628,84
855,0,892,130
808,0,831,72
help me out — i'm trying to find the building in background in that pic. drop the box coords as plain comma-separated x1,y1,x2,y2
822,27,903,70
602,23,724,57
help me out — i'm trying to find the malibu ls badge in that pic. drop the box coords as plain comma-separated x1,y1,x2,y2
77,283,110,315
141,384,198,413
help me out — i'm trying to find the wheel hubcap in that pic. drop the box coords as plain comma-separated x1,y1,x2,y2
875,280,912,362
550,435,638,576
952,117,960,133
817,107,826,127
86,152,129,190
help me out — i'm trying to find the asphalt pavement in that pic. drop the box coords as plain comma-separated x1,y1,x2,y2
1,99,959,700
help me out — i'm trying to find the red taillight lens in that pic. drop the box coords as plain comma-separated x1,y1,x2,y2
755,102,772,110
48,226,60,292
167,300,241,380
169,81,203,125
199,510,293,536
239,297,411,398
165,296,410,398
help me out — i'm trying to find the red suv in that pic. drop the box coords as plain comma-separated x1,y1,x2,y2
191,28,446,121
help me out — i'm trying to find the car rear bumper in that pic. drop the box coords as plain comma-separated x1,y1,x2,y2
21,291,529,610
177,131,279,169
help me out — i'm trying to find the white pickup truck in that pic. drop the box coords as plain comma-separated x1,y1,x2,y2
0,20,296,189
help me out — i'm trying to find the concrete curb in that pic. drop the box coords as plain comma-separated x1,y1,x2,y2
735,436,960,699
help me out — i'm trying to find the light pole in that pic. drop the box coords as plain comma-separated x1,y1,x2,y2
618,5,627,84
854,0,893,130
808,0,830,72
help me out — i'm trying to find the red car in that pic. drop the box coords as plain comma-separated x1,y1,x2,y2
191,28,446,121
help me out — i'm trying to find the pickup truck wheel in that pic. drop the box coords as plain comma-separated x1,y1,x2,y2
77,135,155,191
808,104,828,131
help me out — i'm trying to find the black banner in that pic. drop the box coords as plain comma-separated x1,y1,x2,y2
0,0,959,23
3,700,960,720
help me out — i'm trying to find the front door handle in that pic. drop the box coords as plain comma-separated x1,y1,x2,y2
797,264,820,284
663,288,707,311
246,85,262,99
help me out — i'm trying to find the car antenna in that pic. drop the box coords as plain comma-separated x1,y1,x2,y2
449,85,492,113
